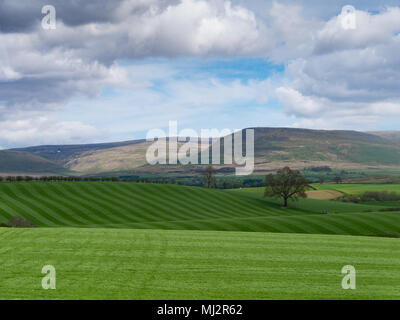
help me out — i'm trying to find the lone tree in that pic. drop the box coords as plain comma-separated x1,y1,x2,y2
202,165,216,188
334,175,343,184
264,167,310,207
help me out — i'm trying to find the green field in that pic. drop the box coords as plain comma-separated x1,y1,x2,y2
2,228,400,300
0,182,399,236
1,182,400,299
231,184,400,195
314,183,400,194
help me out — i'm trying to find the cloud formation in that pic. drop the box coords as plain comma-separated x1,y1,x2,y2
275,6,400,127
1,0,400,146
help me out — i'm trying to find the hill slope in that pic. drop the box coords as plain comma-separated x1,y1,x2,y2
0,182,399,236
0,150,69,175
369,131,400,145
247,127,400,166
8,128,400,175
12,139,146,165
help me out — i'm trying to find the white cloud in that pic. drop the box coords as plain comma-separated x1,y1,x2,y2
276,87,322,117
0,0,271,130
274,6,400,128
314,7,400,54
2,0,400,146
0,117,106,148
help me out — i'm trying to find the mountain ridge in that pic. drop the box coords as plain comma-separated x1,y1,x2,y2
4,128,400,175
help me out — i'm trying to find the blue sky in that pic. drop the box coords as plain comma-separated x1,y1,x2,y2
1,0,400,147
56,57,287,142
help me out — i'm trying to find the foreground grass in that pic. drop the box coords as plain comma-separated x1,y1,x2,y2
1,228,400,300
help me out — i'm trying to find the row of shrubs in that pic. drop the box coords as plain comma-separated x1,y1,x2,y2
339,191,400,203
0,175,185,184
0,216,38,228
0,175,261,188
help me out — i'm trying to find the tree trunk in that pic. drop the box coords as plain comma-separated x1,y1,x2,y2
283,197,288,207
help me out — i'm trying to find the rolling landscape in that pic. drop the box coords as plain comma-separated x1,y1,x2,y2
7,128,400,177
2,129,400,299
1,181,400,299
2,0,400,304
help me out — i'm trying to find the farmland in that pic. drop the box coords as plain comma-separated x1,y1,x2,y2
2,228,400,300
233,183,400,200
1,181,400,299
315,183,400,194
0,182,399,236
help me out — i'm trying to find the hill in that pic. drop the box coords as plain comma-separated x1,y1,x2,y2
8,128,400,175
247,127,400,168
1,182,400,236
0,150,69,175
11,139,146,166
369,131,400,145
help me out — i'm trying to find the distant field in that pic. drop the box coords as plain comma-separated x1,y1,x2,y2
2,228,400,300
0,182,400,236
232,184,400,199
315,184,400,195
305,190,343,200
233,187,344,200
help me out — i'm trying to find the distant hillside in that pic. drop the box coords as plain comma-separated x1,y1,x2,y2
8,128,400,175
369,131,400,145
12,139,146,165
0,150,69,175
248,127,399,165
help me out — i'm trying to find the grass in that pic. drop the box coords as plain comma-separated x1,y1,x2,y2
2,182,400,300
314,183,400,194
230,184,400,196
0,182,305,227
0,182,399,236
2,227,400,300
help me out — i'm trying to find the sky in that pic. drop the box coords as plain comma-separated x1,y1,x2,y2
1,0,400,148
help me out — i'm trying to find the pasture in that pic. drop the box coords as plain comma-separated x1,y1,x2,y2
1,181,400,300
1,228,400,300
315,183,400,195
0,182,399,236
233,183,400,201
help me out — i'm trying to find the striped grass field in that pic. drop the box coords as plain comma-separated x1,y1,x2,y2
0,182,399,236
1,228,400,300
1,182,400,300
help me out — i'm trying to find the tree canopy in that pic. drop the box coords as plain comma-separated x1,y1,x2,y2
264,167,310,207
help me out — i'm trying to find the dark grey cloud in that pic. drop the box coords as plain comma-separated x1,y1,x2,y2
0,0,125,32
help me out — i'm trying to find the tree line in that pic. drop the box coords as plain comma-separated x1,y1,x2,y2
0,176,181,184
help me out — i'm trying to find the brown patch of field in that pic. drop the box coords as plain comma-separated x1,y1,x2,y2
306,190,344,200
